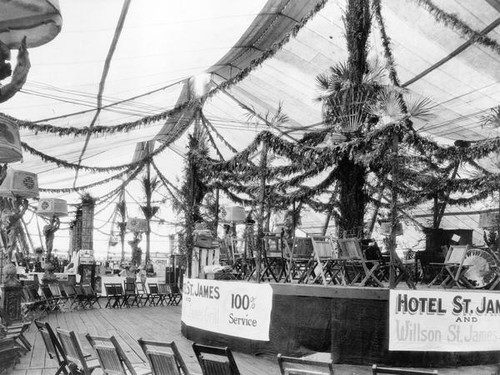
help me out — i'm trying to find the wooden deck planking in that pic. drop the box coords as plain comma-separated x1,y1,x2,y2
7,303,495,375
9,305,281,375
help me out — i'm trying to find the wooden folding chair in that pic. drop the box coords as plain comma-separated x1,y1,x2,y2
104,283,122,308
284,237,314,283
34,320,70,375
428,245,472,289
136,281,152,306
40,285,59,312
168,284,183,306
0,319,32,354
49,283,68,311
337,238,385,287
138,338,190,375
372,364,438,374
147,283,162,306
56,328,100,375
306,236,336,285
82,284,101,308
86,334,151,375
277,353,334,375
192,343,241,375
123,279,141,307
260,235,286,282
0,336,24,373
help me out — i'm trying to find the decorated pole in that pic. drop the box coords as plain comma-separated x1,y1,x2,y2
255,141,269,282
389,133,398,288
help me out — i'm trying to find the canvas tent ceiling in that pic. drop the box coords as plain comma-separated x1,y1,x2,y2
1,0,500,255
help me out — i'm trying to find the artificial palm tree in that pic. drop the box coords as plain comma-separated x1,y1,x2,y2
141,174,160,264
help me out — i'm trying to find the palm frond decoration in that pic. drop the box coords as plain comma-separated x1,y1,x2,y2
368,88,405,125
242,101,289,128
403,93,435,122
480,106,500,128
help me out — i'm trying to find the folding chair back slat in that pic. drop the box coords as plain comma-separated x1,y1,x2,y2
192,343,240,375
138,338,189,375
34,320,69,375
57,328,99,375
292,237,314,259
372,364,438,374
445,246,468,265
95,344,126,373
87,334,150,375
277,354,334,375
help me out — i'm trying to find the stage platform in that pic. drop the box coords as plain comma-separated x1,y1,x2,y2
182,282,500,368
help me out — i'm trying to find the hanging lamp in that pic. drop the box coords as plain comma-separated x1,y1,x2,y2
0,0,62,49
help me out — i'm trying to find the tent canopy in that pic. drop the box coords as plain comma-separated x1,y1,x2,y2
1,0,499,256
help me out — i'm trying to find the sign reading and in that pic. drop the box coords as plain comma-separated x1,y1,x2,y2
389,290,500,351
181,278,273,341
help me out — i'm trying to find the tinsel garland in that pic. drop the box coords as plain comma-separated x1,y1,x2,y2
410,0,500,56
8,0,328,139
39,162,144,194
22,142,136,172
200,112,239,154
372,0,400,86
151,161,186,210
23,137,170,192
200,116,224,161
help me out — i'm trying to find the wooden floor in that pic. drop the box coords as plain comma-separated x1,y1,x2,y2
6,304,500,375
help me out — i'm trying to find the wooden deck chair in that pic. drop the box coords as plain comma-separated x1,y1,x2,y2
307,236,336,285
40,284,59,312
284,237,314,283
82,284,101,308
0,337,24,373
56,328,100,375
104,283,122,308
63,284,85,310
192,343,241,375
337,238,384,287
260,235,287,282
157,284,171,306
138,338,190,375
49,283,68,311
372,364,438,374
136,282,151,306
428,245,472,289
277,354,334,375
0,319,32,354
124,279,141,307
168,283,183,305
147,283,162,306
26,284,48,313
34,320,70,375
86,334,151,375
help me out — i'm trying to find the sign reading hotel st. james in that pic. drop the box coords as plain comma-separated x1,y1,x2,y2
389,290,500,351
181,278,273,341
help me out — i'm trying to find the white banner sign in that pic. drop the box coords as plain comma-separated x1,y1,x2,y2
181,278,273,341
389,289,500,352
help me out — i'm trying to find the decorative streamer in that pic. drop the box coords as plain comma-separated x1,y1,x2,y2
409,0,500,55
39,162,144,194
8,0,328,139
